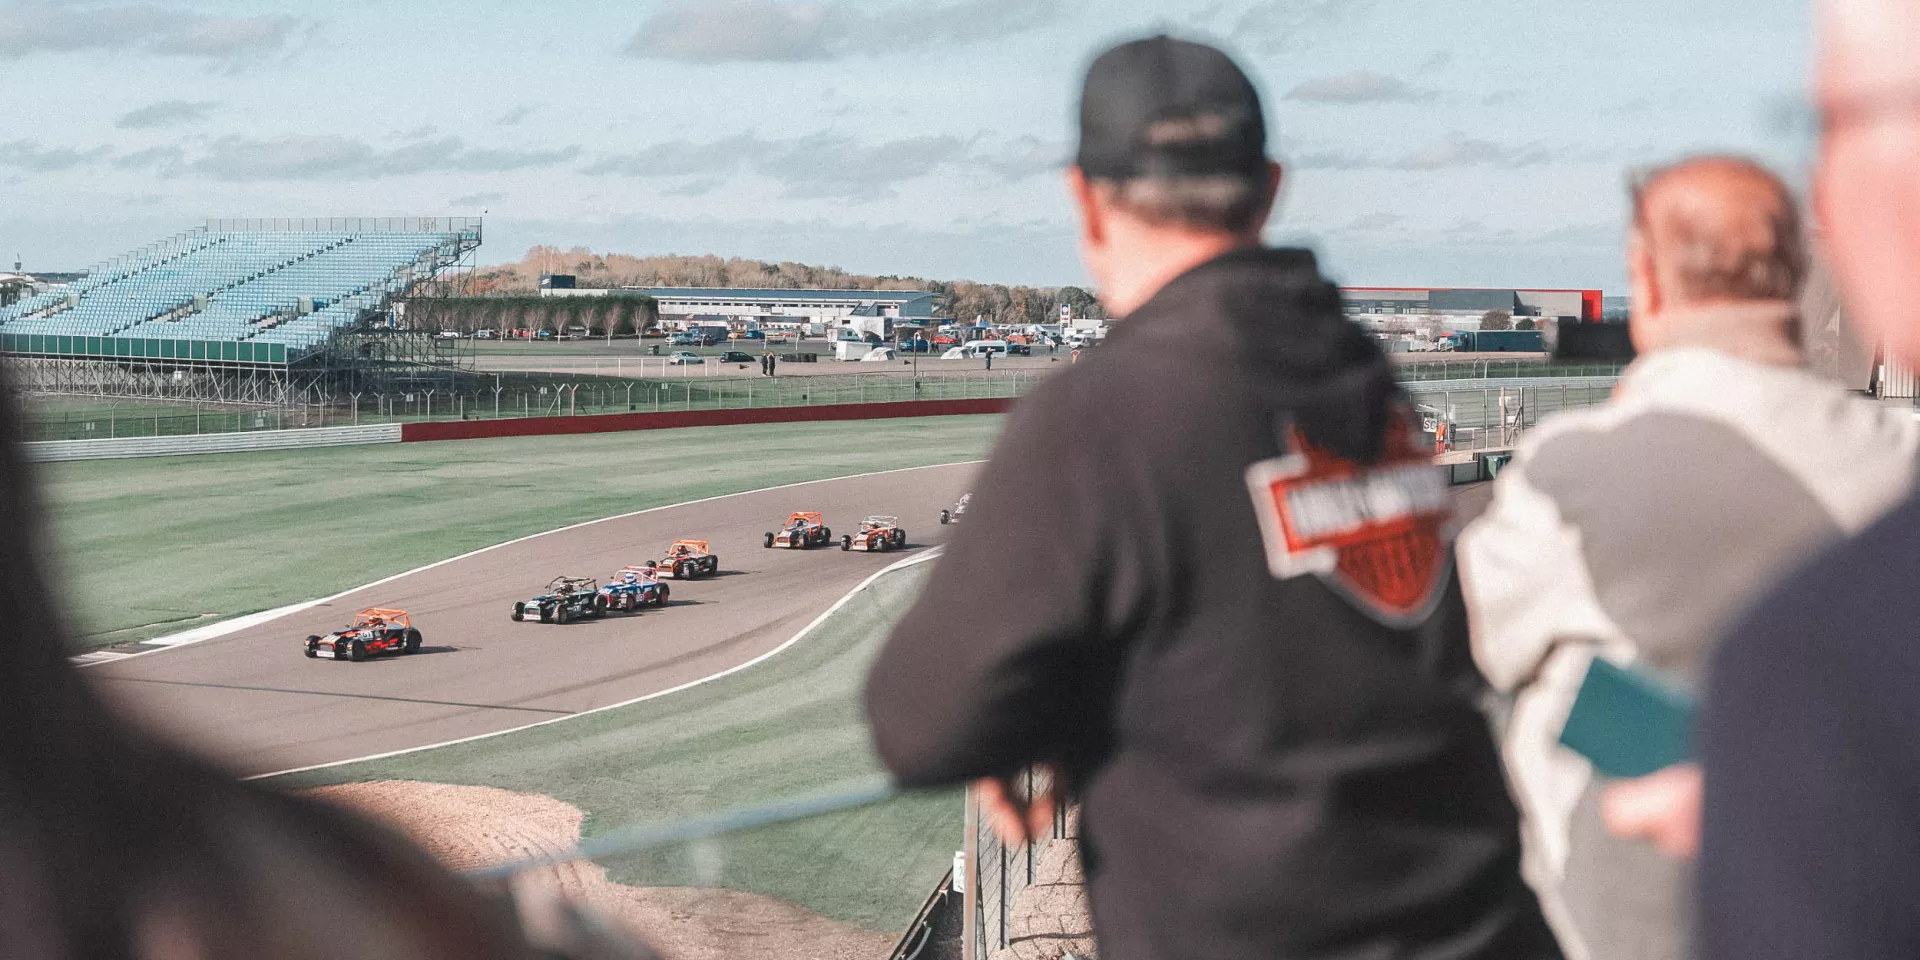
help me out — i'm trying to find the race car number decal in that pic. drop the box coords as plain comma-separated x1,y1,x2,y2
1244,430,1455,627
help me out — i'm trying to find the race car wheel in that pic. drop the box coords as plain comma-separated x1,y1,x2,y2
404,629,422,654
940,510,950,525
764,532,775,549
305,642,318,659
841,535,852,551
512,602,525,622
707,556,719,574
593,595,608,617
348,639,367,662
656,585,671,607
894,529,907,548
675,561,690,579
644,560,658,570
555,605,570,625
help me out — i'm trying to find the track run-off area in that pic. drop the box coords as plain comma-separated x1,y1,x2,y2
86,461,976,777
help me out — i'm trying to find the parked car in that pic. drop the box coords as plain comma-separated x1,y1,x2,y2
860,347,898,362
719,350,757,364
666,351,704,365
640,328,668,339
304,607,422,661
669,332,699,346
473,329,497,340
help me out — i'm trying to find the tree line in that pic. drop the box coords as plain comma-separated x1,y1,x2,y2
407,294,660,337
447,246,1107,326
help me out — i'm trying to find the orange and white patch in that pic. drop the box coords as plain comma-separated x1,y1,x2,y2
1245,431,1455,627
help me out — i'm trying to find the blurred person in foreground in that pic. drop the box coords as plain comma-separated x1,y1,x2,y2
1682,1,1920,956
0,373,647,958
865,34,1560,960
1456,155,1919,960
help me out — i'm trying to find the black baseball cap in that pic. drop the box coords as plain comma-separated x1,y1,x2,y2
1075,35,1268,180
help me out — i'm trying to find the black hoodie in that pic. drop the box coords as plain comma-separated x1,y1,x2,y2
866,248,1559,960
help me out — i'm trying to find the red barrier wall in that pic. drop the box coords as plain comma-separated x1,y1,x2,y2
399,397,1016,443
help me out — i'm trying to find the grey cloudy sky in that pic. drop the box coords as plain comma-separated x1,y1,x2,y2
0,0,1809,291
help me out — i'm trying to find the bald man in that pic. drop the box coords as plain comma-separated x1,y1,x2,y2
1695,3,1920,958
1457,155,1920,960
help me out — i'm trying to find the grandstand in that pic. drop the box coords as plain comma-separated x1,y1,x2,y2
0,218,481,404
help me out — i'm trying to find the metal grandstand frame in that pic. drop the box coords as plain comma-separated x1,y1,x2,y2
4,218,484,407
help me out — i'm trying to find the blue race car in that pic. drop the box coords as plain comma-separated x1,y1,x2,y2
599,566,671,612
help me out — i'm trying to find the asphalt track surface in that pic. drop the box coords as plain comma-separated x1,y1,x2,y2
87,470,1494,779
88,462,978,777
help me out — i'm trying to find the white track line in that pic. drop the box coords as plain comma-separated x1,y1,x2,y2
247,548,944,781
78,460,982,667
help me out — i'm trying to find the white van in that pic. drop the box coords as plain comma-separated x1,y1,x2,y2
955,339,1009,359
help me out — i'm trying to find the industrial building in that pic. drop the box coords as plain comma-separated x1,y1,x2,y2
540,280,943,322
1341,287,1603,324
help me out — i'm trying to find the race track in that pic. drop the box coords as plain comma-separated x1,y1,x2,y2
88,462,978,777
87,467,1494,779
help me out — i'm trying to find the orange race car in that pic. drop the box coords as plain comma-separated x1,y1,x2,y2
304,607,422,661
842,516,907,552
648,539,720,579
765,511,832,549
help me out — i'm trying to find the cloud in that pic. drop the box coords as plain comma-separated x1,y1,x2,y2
1284,71,1431,104
145,14,294,56
1417,50,1452,73
116,99,218,129
663,178,725,197
450,191,507,207
1482,89,1523,106
1343,212,1402,231
0,3,296,59
112,145,187,173
188,135,583,181
496,104,536,126
584,131,1056,200
1233,0,1373,54
1392,133,1553,170
626,0,1063,63
0,140,109,172
1291,133,1555,171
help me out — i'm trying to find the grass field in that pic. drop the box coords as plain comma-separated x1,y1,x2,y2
40,415,1001,648
281,559,956,933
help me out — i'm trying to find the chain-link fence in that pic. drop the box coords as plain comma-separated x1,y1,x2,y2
1406,379,1616,453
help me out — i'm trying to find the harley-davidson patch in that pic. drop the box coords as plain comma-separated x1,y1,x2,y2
1244,432,1455,627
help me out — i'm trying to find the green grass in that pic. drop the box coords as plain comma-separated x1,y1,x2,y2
39,416,1001,648
281,559,957,933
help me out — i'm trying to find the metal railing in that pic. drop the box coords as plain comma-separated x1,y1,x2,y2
20,370,1623,444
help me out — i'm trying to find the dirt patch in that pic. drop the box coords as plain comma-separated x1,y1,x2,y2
313,780,895,960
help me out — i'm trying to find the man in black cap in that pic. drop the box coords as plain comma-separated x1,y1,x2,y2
865,35,1559,960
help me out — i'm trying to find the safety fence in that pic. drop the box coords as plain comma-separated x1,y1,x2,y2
19,373,1622,459
19,370,1033,441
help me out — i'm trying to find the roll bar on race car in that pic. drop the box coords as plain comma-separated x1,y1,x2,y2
614,565,659,580
786,512,824,526
667,540,710,554
351,608,412,630
548,576,599,593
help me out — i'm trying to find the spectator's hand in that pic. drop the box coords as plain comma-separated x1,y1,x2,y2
976,772,1060,847
1600,763,1702,859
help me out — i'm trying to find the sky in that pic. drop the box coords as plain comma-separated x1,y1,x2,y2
0,0,1811,292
